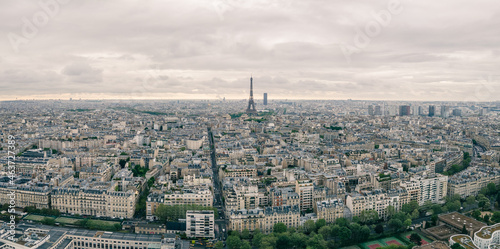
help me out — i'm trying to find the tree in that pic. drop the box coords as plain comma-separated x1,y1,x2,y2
389,219,403,231
446,200,461,212
386,205,396,219
431,214,438,226
227,235,242,249
402,201,419,214
471,210,482,220
411,209,420,219
432,204,443,215
484,214,490,223
336,218,349,227
462,225,468,234
375,224,384,234
290,232,308,249
241,229,250,239
409,233,422,246
316,219,327,231
231,230,241,238
307,234,327,249
304,220,316,234
404,219,412,228
273,222,287,234
253,232,265,248
240,240,252,249
359,210,379,224
338,227,352,245
276,234,291,249
492,212,500,223
488,183,497,195
318,226,331,240
214,241,224,249
451,243,466,249
466,196,477,206
360,225,371,242
350,223,362,243
41,217,56,225
479,196,491,210
261,235,278,249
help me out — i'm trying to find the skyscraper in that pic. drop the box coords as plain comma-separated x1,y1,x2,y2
399,105,411,116
246,77,257,114
429,105,435,117
441,106,449,118
368,105,374,115
263,93,268,105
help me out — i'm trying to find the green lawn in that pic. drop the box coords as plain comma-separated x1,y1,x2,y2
25,215,120,227
24,214,46,221
55,217,80,224
88,219,120,226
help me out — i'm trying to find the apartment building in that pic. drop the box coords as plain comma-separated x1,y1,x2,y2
412,174,448,205
447,167,500,198
51,186,136,219
220,165,257,179
295,179,314,211
346,189,406,220
146,192,164,221
164,188,213,207
268,187,300,207
229,205,300,234
315,198,345,223
186,210,215,238
0,181,50,209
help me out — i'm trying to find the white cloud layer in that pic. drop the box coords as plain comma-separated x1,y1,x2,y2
0,0,499,101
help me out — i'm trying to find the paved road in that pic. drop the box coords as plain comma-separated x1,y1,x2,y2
208,125,228,241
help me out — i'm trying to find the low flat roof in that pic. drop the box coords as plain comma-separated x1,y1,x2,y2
439,212,486,231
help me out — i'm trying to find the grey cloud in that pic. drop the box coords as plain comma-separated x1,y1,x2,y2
61,62,103,83
0,0,499,101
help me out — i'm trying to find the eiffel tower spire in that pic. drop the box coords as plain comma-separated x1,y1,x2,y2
246,76,257,114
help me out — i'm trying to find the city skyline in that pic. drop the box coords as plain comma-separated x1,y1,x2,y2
0,1,499,101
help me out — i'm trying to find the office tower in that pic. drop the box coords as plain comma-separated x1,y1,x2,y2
246,77,257,114
429,105,435,117
399,105,411,116
418,106,423,116
374,105,382,115
368,105,374,115
263,93,268,105
441,106,449,118
452,109,462,116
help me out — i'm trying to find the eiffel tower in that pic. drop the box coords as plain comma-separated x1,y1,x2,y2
246,76,257,115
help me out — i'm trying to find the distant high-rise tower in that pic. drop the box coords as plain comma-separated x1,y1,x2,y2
441,106,449,118
399,105,411,116
429,105,435,117
246,77,257,114
368,105,374,115
263,93,268,105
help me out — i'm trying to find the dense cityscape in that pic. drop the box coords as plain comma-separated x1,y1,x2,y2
0,81,499,249
1,0,500,248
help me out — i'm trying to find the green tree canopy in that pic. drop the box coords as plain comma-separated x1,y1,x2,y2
273,222,288,234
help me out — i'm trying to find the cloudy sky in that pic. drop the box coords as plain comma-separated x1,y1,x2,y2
0,0,499,101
